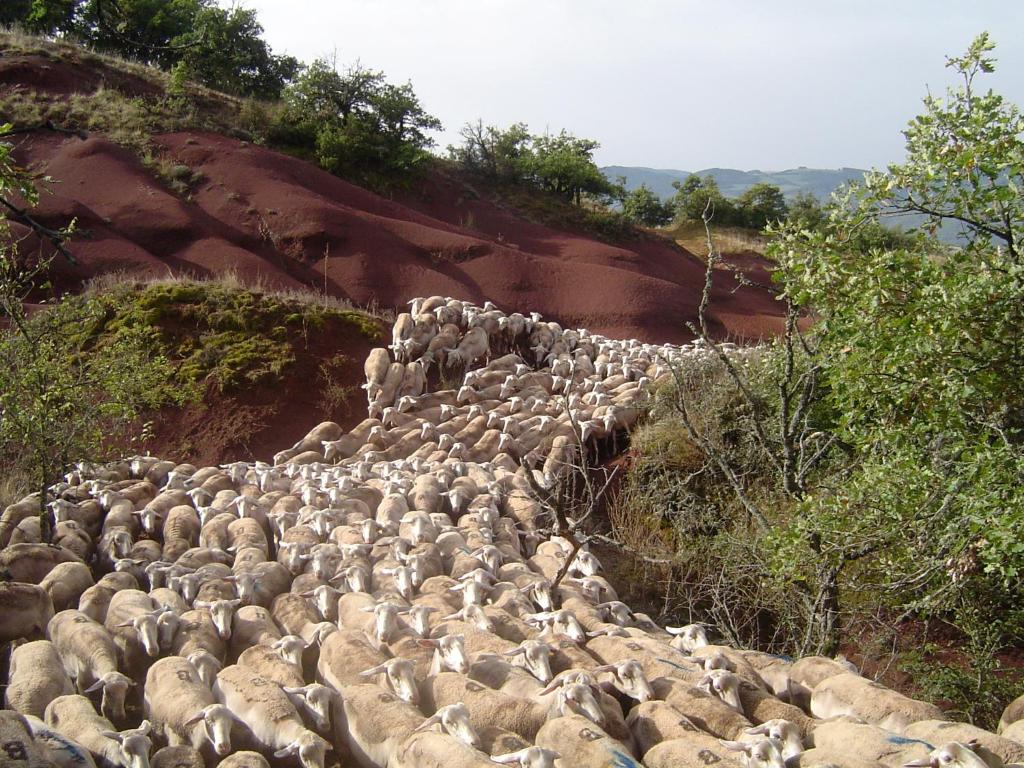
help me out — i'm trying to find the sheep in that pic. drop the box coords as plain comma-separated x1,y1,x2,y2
903,743,996,768
903,720,1024,765
214,752,270,768
22,713,99,768
336,683,423,768
6,640,76,718
316,628,389,690
229,605,282,660
0,543,84,584
354,658,418,706
44,695,152,768
0,709,66,768
807,720,934,766
213,664,329,768
39,562,96,613
144,657,233,758
172,609,228,664
150,746,203,768
47,609,134,722
489,747,560,768
786,655,857,711
650,676,753,740
534,714,637,768
0,581,55,642
104,589,164,670
999,693,1024,736
446,327,490,372
809,672,945,733
423,672,547,741
389,731,495,768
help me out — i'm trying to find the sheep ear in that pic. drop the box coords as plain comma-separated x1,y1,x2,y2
101,731,123,743
137,720,151,736
273,745,298,758
183,712,205,727
414,714,440,732
490,752,525,765
360,664,387,677
718,740,750,754
504,647,526,657
116,621,135,628
744,724,769,736
417,639,438,648
359,606,376,613
84,679,105,693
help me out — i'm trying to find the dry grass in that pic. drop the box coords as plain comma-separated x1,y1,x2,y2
81,269,390,320
0,466,32,510
664,220,770,256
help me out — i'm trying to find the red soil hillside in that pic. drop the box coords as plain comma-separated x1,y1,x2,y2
2,48,783,345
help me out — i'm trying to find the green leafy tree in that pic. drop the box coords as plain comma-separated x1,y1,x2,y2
1,0,80,34
736,182,788,229
769,32,1024,649
671,174,739,225
0,125,180,534
280,58,440,187
173,5,299,99
79,0,207,68
786,191,827,230
449,120,533,182
622,183,674,226
526,130,618,206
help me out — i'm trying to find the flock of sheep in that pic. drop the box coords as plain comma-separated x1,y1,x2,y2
1,295,1024,768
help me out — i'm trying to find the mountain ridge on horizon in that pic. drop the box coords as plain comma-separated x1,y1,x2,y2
602,164,870,202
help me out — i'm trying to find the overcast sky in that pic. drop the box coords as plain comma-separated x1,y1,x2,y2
242,1,1024,172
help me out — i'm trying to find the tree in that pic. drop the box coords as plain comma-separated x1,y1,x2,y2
79,0,208,68
282,58,441,187
173,5,299,99
622,183,674,226
769,32,1024,650
449,120,532,182
526,130,618,206
736,182,788,229
671,174,738,225
786,191,826,230
0,125,179,535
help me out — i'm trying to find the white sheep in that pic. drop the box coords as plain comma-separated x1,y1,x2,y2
213,664,329,768
44,695,152,768
5,639,76,719
143,657,233,757
47,609,134,721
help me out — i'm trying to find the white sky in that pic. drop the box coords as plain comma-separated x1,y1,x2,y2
241,1,1024,172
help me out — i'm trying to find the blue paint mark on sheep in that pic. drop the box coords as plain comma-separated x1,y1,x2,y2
656,657,690,670
887,735,934,748
612,750,641,768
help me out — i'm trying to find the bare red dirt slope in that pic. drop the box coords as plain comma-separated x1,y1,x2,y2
3,51,782,345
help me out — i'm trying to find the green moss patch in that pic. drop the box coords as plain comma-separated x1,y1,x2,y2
82,279,384,394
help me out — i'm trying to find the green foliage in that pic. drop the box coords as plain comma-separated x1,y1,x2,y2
172,5,299,99
735,182,789,229
771,33,1024,608
672,176,791,230
277,58,441,188
670,174,741,226
622,183,674,227
88,279,382,394
450,121,622,207
450,120,532,182
0,294,181,495
3,0,295,99
786,191,827,230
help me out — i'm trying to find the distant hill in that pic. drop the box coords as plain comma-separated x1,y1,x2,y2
602,165,870,202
